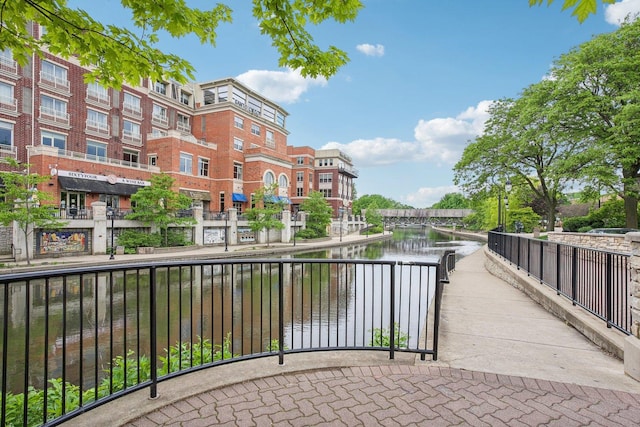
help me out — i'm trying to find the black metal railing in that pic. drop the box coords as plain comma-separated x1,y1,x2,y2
0,256,448,426
488,231,631,335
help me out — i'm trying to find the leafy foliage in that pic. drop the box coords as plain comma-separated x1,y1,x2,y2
369,324,409,349
245,184,286,246
299,190,333,238
126,174,194,246
0,159,67,264
431,193,471,209
562,198,631,231
529,0,617,23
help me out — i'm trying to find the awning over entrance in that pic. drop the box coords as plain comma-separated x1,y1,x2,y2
58,176,143,196
232,193,248,202
180,189,212,201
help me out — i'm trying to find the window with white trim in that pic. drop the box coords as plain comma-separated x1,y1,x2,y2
87,140,107,160
198,157,209,177
87,82,109,103
123,120,141,140
264,171,275,186
0,82,14,109
251,123,260,136
234,116,244,129
123,149,139,164
296,172,304,182
233,137,243,151
234,162,243,180
279,174,288,188
154,81,167,95
266,129,275,147
123,92,142,115
41,131,65,150
0,120,13,147
319,173,332,183
180,153,193,174
41,60,67,84
87,109,109,132
41,95,67,117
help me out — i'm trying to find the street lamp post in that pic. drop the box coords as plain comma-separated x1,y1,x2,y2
504,179,512,232
339,207,344,242
223,211,228,252
107,207,115,260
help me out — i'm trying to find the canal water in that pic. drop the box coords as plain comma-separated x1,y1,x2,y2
2,227,484,394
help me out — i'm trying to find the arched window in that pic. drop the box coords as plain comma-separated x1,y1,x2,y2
264,171,275,186
278,174,288,188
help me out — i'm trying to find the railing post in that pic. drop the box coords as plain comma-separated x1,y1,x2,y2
389,262,395,360
571,247,578,306
517,236,521,270
1,282,8,427
278,262,285,365
527,238,531,276
432,265,442,361
556,243,561,295
606,253,612,329
149,266,158,399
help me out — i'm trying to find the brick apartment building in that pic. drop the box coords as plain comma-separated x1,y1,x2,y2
0,24,357,220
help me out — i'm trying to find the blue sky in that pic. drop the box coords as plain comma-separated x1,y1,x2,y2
79,0,640,207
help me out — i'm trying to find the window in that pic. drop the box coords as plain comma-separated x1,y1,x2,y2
180,153,193,174
87,109,109,133
219,192,225,212
40,95,67,121
180,91,191,106
218,86,228,102
198,157,209,177
123,149,139,164
264,171,275,186
151,128,167,137
233,137,243,151
87,141,107,160
297,156,304,165
297,188,304,197
41,60,68,86
321,189,332,197
123,120,141,140
148,155,157,166
234,116,244,129
248,96,261,115
263,105,275,122
203,89,215,105
0,121,13,147
0,82,14,110
279,175,288,188
276,111,285,127
153,104,167,119
177,114,190,132
296,172,304,182
87,82,109,103
234,163,243,180
266,129,274,147
154,81,167,95
123,92,142,115
251,123,260,136
41,131,65,150
232,87,246,106
319,173,332,183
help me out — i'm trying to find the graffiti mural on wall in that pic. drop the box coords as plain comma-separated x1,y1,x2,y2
39,231,88,255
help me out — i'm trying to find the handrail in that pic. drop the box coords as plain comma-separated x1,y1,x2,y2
0,256,448,426
488,231,631,335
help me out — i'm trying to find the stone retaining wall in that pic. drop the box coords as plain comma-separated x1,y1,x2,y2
547,232,629,253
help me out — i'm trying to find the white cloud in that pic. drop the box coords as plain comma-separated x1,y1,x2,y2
404,185,459,208
605,0,640,25
235,68,327,104
322,100,492,169
356,43,385,57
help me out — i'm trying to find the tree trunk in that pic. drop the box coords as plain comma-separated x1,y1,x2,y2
624,194,639,229
546,202,557,232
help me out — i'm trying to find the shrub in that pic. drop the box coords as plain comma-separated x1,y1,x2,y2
369,324,409,349
116,229,161,250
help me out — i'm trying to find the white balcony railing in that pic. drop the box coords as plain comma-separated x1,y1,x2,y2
0,144,17,159
152,113,168,127
0,96,17,113
39,106,70,125
122,130,143,146
123,102,142,117
176,121,190,133
40,71,70,92
0,56,17,74
86,89,110,106
85,120,110,135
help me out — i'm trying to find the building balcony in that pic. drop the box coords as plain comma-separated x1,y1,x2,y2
0,96,17,114
123,103,142,118
39,71,70,93
122,131,143,146
152,113,168,127
85,120,110,136
176,121,191,133
338,164,359,178
28,145,161,172
0,56,17,75
39,106,70,126
86,90,110,107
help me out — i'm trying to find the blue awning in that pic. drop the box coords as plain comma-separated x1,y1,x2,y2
232,193,248,202
280,197,291,204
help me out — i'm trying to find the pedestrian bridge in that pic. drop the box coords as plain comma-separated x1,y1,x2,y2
374,209,474,226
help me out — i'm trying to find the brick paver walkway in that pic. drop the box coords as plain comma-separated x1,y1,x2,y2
124,366,640,426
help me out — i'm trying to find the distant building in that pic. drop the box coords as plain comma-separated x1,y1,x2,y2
0,23,356,219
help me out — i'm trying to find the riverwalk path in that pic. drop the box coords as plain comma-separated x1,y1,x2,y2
20,232,640,426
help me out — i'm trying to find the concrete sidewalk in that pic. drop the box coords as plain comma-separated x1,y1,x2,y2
67,243,640,426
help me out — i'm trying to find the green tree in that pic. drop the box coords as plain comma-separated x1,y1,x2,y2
352,194,412,215
0,159,67,265
299,191,333,238
364,205,383,233
3,0,363,89
126,174,194,246
431,193,471,209
245,184,286,247
550,19,640,229
454,79,589,231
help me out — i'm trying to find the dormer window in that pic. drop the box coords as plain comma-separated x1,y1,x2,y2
154,81,167,95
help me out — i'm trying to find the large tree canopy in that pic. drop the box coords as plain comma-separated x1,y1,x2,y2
1,1,610,89
2,0,363,88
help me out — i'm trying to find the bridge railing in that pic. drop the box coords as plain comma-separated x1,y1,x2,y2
488,231,631,335
1,256,450,426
